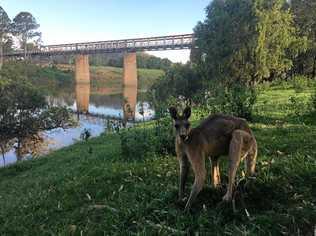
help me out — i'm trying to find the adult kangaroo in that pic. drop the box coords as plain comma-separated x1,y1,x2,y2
169,107,257,212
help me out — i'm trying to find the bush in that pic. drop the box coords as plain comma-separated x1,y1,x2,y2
119,117,174,161
288,95,309,117
119,128,156,161
291,75,310,92
197,81,257,120
309,91,316,112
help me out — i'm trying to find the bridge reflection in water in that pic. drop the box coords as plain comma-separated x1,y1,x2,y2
75,80,139,122
75,83,90,114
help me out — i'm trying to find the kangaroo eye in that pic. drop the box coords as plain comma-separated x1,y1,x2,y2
174,124,179,129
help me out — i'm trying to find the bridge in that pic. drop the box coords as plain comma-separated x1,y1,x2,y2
3,34,194,57
3,33,195,121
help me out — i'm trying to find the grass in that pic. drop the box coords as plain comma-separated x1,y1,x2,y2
0,83,316,235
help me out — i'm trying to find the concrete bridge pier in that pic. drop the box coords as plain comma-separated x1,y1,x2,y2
75,54,90,84
122,52,138,121
123,52,137,87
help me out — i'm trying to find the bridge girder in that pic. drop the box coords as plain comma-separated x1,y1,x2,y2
4,34,196,58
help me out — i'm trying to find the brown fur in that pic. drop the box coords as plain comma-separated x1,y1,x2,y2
169,107,257,212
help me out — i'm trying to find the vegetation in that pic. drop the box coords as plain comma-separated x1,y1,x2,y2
150,0,316,119
291,0,316,78
0,7,41,58
0,6,11,68
12,12,41,57
0,63,73,164
67,65,164,92
0,0,316,234
0,82,315,235
88,52,172,70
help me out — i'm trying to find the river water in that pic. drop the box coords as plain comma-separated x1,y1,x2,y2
0,80,154,167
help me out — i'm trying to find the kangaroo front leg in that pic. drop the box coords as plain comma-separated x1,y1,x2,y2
179,155,189,200
223,130,243,202
184,153,206,212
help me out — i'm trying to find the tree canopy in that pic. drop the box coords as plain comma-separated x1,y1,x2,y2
291,0,316,78
194,0,302,84
0,6,11,68
12,12,41,57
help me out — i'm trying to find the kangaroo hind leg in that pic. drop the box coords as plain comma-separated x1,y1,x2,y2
246,138,257,176
222,130,249,202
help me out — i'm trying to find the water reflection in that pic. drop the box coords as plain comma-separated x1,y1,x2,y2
1,79,154,167
76,83,90,114
123,85,137,122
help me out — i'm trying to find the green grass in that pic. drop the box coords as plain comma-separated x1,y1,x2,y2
0,84,316,235
35,65,164,95
85,65,164,93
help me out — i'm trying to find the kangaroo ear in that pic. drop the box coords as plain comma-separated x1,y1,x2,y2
169,106,178,120
183,107,191,119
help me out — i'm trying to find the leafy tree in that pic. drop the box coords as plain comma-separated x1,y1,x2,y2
12,12,41,58
0,63,73,161
291,0,316,78
0,6,11,69
137,53,172,70
150,63,202,102
194,0,300,84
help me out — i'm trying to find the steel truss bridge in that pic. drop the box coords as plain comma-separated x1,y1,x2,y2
4,34,195,57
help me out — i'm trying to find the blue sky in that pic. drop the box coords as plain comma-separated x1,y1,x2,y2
1,0,210,62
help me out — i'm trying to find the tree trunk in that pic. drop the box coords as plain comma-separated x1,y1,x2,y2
17,139,22,161
0,40,3,71
0,145,5,166
24,40,27,60
312,55,316,79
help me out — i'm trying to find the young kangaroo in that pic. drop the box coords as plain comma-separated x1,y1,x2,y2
169,106,257,212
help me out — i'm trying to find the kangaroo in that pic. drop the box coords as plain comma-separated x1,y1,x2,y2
169,106,257,212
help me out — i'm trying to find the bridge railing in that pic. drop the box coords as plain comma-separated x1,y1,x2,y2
3,34,195,57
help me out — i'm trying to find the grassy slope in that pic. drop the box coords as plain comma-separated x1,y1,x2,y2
0,85,315,235
58,65,164,93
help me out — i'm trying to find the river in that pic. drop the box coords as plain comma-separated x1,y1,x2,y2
0,77,155,167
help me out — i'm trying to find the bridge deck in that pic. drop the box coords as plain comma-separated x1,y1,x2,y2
4,34,195,57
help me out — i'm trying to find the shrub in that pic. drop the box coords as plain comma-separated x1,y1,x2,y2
309,91,316,112
291,75,310,92
288,95,309,117
119,117,174,161
197,81,257,120
119,128,156,161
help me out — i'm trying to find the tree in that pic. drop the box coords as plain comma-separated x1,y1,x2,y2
194,0,300,84
0,62,73,162
150,63,202,102
12,12,41,59
0,6,11,69
291,0,316,78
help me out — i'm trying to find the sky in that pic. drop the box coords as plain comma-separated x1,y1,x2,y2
1,0,210,63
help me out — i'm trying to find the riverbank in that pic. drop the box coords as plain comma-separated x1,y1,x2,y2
13,62,164,95
56,64,164,93
0,83,315,235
